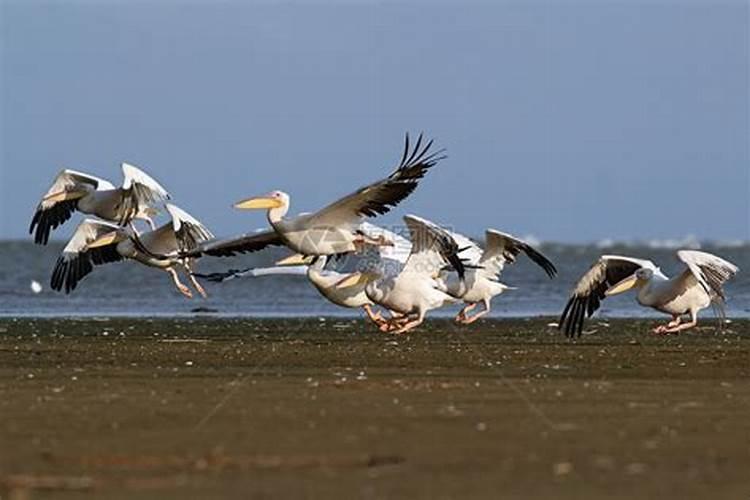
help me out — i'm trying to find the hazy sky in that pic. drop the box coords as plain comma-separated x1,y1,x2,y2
1,0,748,243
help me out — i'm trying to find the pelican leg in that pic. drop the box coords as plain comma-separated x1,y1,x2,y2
455,303,477,323
167,267,193,298
663,312,698,334
379,314,411,333
188,272,208,299
353,234,394,253
392,311,425,334
461,299,491,325
653,315,681,334
183,261,208,298
363,304,386,326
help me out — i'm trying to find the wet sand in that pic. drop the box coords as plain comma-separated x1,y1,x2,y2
1,317,749,499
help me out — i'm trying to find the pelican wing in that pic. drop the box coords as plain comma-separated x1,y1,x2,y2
165,204,214,253
445,230,484,267
193,265,308,283
307,133,445,227
50,219,124,293
358,221,412,266
478,230,557,280
184,229,284,258
117,163,171,225
559,255,654,337
402,215,465,280
30,169,115,245
676,250,739,301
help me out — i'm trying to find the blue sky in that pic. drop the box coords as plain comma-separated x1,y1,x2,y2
1,0,748,243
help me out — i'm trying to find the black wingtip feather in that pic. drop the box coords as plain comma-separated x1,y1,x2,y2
30,199,78,245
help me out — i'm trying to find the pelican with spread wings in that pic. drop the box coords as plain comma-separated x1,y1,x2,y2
559,250,739,337
30,163,170,244
441,230,557,324
336,215,466,334
194,222,413,326
191,133,444,259
50,204,213,298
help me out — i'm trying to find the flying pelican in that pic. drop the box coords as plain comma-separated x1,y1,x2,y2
559,250,739,337
440,230,557,324
193,222,413,326
30,163,170,244
192,133,444,259
50,203,213,298
336,215,466,334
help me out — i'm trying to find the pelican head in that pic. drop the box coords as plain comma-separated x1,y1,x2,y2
605,268,652,296
234,191,289,210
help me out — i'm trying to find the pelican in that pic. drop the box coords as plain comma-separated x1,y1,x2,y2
198,256,388,325
336,215,466,334
198,133,444,258
30,163,170,244
440,230,557,324
193,222,413,326
50,203,213,298
559,250,739,337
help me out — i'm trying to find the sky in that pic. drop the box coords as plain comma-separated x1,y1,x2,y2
1,0,748,243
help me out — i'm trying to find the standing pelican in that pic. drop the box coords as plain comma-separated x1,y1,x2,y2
30,163,170,244
337,215,466,334
559,250,739,337
50,204,213,298
441,230,557,324
201,133,444,258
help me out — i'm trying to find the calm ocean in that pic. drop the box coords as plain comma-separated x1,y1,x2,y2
1,240,748,319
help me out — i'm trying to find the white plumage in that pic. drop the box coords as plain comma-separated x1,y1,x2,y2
211,133,443,258
30,163,170,244
441,229,557,324
346,215,466,334
560,250,739,336
50,203,213,298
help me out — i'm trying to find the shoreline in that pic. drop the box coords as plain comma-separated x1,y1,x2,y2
2,318,749,499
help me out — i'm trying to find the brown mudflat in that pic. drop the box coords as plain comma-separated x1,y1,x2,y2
1,317,749,499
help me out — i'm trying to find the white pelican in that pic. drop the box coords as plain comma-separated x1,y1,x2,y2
336,215,466,334
50,204,213,298
193,223,413,326
559,250,739,337
207,133,444,258
198,256,388,325
30,163,170,244
440,230,557,324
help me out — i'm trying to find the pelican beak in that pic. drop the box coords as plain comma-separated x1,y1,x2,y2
334,272,374,289
43,189,87,203
88,231,120,249
276,253,313,266
234,194,283,210
605,274,639,296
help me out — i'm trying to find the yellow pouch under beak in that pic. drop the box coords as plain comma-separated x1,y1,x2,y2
605,274,638,296
43,189,87,203
334,272,373,289
88,231,120,249
276,253,313,266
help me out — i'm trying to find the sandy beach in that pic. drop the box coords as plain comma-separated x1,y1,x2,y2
1,317,749,499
